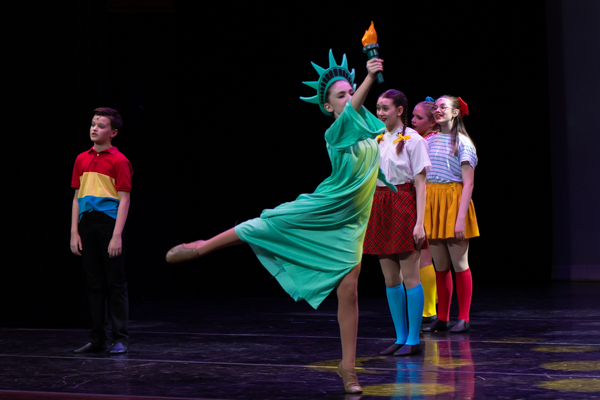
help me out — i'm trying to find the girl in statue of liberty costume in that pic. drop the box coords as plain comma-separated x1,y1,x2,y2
166,50,395,394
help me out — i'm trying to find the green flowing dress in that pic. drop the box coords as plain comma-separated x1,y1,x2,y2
235,102,392,309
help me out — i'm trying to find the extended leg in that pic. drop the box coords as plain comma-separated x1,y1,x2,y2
166,227,245,263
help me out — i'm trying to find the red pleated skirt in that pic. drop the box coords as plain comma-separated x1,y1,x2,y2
363,183,429,255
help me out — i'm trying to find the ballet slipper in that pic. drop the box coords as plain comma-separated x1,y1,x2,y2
421,314,437,324
337,362,362,394
449,319,470,333
393,343,422,356
422,319,450,332
165,243,201,263
379,343,402,355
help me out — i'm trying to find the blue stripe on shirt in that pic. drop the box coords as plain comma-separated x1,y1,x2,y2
426,134,477,183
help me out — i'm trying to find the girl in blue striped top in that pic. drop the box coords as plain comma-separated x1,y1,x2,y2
422,95,479,334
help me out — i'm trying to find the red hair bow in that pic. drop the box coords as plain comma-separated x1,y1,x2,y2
458,97,469,117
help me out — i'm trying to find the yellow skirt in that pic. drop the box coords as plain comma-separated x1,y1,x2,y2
424,182,479,240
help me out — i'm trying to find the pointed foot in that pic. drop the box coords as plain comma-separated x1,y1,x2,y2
337,362,362,394
166,243,202,264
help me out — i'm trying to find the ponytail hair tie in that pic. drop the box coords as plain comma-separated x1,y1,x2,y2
425,96,435,102
457,97,469,117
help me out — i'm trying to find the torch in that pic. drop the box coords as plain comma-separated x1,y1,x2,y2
361,21,384,84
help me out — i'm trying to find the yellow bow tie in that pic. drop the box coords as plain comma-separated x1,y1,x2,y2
392,134,411,144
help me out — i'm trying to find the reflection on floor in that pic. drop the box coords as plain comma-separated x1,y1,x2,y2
2,282,600,399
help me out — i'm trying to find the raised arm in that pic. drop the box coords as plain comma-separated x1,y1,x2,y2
350,58,383,112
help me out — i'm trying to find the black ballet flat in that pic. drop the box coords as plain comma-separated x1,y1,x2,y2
73,342,107,353
393,343,422,356
379,343,402,355
422,319,450,332
449,319,470,333
421,315,437,324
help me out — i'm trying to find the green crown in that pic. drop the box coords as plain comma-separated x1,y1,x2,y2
300,49,356,116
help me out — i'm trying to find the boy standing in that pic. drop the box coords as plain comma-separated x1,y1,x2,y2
70,107,133,355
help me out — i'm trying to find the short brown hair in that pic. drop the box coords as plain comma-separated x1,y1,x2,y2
92,107,123,130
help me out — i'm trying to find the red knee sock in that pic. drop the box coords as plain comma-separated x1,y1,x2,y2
435,270,453,322
455,269,473,322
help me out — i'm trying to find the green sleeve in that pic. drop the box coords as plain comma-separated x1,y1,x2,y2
324,102,385,150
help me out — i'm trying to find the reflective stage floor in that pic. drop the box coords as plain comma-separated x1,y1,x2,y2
2,281,600,399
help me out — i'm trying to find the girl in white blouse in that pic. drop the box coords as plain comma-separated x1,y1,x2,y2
364,89,432,356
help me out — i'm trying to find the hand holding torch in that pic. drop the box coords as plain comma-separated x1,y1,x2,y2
361,21,384,84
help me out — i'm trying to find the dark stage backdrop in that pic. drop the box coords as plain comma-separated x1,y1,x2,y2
547,0,600,280
4,1,552,328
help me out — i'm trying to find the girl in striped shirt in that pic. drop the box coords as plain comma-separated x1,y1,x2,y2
422,95,479,334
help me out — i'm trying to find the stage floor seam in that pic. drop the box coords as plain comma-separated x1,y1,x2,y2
2,327,600,347
2,353,600,379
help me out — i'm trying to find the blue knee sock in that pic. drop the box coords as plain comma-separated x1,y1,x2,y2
406,284,425,345
386,284,407,345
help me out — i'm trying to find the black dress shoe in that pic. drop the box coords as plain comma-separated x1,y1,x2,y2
421,315,437,324
110,343,129,354
393,343,422,356
379,343,402,355
422,319,450,332
449,319,470,333
73,342,107,353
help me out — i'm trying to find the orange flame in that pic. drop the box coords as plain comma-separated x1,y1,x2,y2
361,21,378,46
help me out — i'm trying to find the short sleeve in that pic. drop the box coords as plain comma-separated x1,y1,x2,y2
425,134,435,149
71,154,83,189
114,157,133,192
408,135,432,177
458,135,478,169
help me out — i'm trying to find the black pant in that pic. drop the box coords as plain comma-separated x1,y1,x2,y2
79,211,129,345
